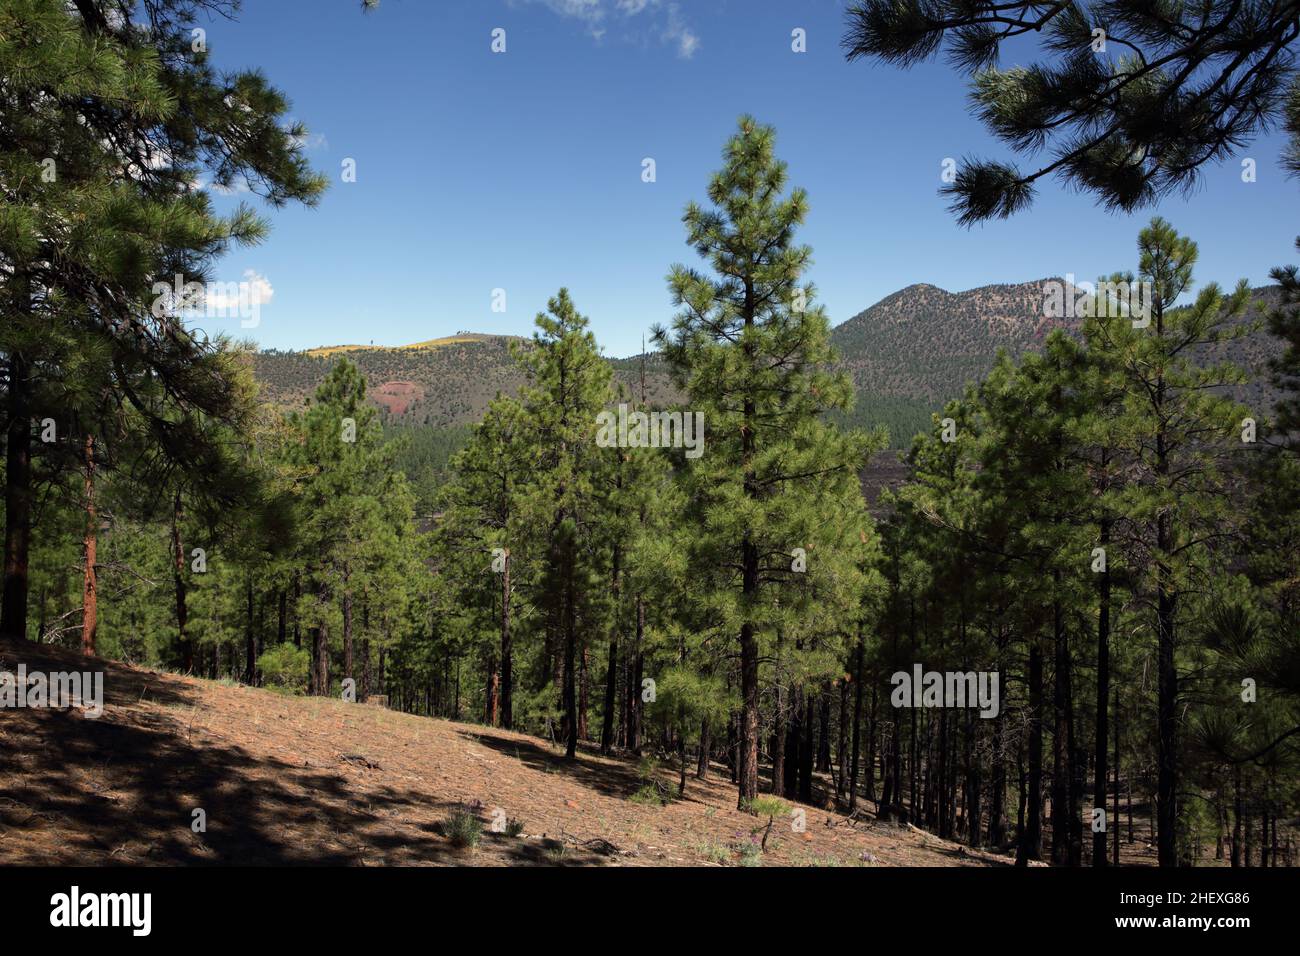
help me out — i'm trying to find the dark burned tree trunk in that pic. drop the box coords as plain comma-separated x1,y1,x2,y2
799,691,815,804
359,600,371,699
1156,531,1178,867
563,538,578,760
784,683,801,799
2,345,33,642
277,588,288,645
81,434,98,656
1018,638,1043,865
697,716,711,779
835,674,849,802
1113,682,1121,866
292,573,302,649
627,596,645,754
485,650,498,725
738,545,760,808
1231,764,1242,867
771,631,786,794
578,641,590,741
172,491,191,672
848,630,864,811
244,574,256,686
342,564,354,686
817,681,833,774
1051,592,1072,865
1095,517,1111,866
988,619,1008,846
312,580,330,696
500,549,513,729
600,546,620,754
866,687,879,806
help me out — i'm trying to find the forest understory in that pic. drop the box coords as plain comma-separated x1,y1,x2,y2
0,641,1249,868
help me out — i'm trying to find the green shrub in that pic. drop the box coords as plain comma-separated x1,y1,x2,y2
256,643,310,692
442,808,483,848
736,841,762,867
628,784,669,807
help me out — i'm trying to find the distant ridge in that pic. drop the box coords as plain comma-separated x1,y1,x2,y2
252,279,1283,442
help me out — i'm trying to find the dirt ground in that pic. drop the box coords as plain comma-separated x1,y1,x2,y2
1,641,1037,867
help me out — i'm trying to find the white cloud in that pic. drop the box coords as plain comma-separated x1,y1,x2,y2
513,0,699,56
661,2,698,59
205,269,274,310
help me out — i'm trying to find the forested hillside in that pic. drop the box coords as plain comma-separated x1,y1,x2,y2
5,0,1300,885
252,280,1284,460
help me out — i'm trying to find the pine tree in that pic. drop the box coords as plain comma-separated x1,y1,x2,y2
513,290,614,758
1086,219,1254,865
0,0,324,640
654,117,876,808
843,1,1300,224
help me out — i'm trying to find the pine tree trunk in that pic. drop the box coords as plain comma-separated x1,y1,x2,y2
989,626,1008,846
314,581,330,695
81,434,98,656
628,597,644,754
292,573,302,649
1017,639,1043,864
1113,682,1121,865
737,547,760,807
485,650,498,725
848,632,864,811
277,588,287,645
342,565,354,684
244,575,256,685
866,687,878,807
578,641,589,740
1052,595,1070,865
697,717,711,779
799,691,814,804
1,347,33,642
500,550,512,729
563,542,578,760
1154,301,1178,869
772,632,786,795
172,491,191,672
784,684,801,799
1094,519,1111,866
817,681,833,774
836,675,849,802
1156,536,1178,867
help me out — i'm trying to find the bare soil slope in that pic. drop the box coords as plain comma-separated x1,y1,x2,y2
0,643,1019,867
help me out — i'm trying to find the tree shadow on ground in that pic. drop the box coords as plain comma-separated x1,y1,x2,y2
0,643,601,866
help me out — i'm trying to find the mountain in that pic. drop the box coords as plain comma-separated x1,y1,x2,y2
251,279,1285,441
253,334,680,428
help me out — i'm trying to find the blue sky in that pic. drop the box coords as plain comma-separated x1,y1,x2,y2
199,0,1300,358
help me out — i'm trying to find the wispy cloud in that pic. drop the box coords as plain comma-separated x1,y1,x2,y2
512,0,699,58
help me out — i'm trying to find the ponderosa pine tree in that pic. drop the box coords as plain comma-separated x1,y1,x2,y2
654,117,874,808
1,0,325,640
513,290,614,759
289,358,404,696
436,394,531,727
1086,219,1254,865
842,1,1300,224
